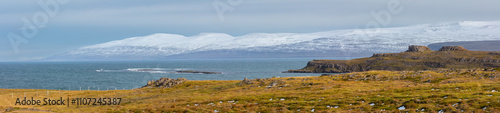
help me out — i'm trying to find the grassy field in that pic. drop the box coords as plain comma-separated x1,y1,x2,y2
1,68,500,112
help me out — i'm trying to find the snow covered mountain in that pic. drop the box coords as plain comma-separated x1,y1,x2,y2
46,21,500,61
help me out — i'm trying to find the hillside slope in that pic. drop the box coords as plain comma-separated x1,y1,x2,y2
2,68,500,112
287,46,500,73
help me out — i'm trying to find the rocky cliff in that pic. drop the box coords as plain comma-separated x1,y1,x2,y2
287,46,500,73
438,46,469,51
405,45,431,52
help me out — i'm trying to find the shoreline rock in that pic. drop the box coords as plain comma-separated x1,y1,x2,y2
143,77,187,88
176,70,222,74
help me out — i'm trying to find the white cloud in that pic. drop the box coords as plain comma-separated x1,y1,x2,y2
1,0,500,61
3,0,500,31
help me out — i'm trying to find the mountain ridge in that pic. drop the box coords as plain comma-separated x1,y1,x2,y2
45,21,500,61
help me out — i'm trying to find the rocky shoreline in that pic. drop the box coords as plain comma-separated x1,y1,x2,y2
175,70,222,74
4,67,500,112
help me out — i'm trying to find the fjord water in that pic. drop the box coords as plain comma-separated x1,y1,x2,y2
0,58,353,90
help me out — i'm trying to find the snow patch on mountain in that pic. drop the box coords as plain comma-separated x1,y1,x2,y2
50,21,500,60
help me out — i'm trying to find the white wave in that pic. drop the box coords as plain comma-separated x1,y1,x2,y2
96,68,194,74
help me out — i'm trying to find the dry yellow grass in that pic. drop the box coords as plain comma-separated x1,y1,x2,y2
1,68,500,112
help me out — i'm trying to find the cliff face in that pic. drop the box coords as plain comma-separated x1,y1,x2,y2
287,46,500,73
406,45,431,52
438,46,469,51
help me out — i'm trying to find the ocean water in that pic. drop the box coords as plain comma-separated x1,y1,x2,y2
0,58,353,90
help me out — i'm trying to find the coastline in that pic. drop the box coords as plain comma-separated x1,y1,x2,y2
2,46,499,112
2,68,499,112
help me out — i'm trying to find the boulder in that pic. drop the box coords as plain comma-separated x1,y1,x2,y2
405,45,431,52
143,77,187,88
240,77,253,85
438,46,469,51
270,81,278,87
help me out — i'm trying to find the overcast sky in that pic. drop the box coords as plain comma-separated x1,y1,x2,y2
1,0,499,61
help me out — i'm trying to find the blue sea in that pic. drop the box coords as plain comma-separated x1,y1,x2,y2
0,58,354,90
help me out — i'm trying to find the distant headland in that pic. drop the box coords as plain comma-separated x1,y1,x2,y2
286,45,500,73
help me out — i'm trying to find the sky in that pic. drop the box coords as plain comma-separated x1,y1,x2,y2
1,0,499,61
